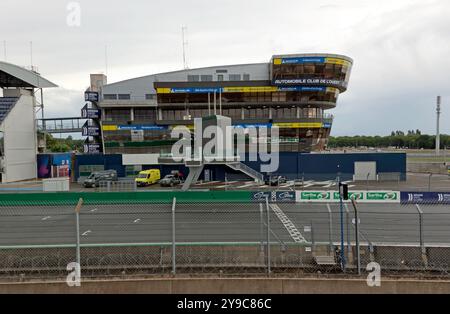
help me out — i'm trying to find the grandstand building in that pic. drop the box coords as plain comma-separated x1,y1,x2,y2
93,53,353,157
0,61,57,182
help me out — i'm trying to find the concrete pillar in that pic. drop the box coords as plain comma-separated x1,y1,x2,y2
158,108,163,120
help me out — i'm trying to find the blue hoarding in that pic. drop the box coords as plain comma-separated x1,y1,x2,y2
117,125,167,131
280,57,326,64
401,192,450,204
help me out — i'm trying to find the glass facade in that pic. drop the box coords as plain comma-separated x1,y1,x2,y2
100,54,352,154
157,89,339,105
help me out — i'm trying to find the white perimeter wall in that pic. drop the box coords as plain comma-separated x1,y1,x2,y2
1,95,37,182
122,153,159,165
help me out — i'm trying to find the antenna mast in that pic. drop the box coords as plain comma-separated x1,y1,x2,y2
30,41,33,67
105,45,109,76
182,25,189,69
436,96,441,156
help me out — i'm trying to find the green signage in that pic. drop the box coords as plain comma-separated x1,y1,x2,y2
301,192,331,200
366,192,398,201
333,192,364,200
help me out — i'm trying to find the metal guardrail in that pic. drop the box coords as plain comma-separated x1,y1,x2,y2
97,180,137,192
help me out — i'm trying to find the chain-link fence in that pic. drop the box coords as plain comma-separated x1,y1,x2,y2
1,198,450,282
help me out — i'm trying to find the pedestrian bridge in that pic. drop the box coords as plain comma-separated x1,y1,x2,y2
37,117,86,133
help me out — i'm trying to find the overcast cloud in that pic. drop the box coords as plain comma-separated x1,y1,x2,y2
1,0,449,136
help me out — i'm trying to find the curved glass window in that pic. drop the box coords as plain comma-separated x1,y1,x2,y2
157,89,339,105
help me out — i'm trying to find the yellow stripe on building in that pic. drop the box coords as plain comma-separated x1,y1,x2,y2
169,125,195,131
273,58,282,65
273,122,323,129
102,125,118,131
156,88,171,94
326,87,339,94
325,58,351,67
223,86,277,93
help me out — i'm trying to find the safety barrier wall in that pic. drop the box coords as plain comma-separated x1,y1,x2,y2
296,191,401,203
0,190,254,205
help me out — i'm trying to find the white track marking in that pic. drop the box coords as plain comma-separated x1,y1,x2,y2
236,183,258,189
270,204,306,243
41,216,51,221
214,185,229,189
82,230,91,236
303,183,315,188
90,208,98,212
195,181,220,186
133,219,141,223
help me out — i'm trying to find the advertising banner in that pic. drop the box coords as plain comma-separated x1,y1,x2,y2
273,78,347,88
296,191,400,203
273,57,351,66
158,86,329,94
117,125,167,131
83,143,101,154
401,192,450,204
251,191,296,203
84,91,99,102
81,108,101,119
82,122,100,136
37,153,71,179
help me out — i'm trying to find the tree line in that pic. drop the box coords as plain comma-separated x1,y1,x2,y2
328,130,450,149
45,134,84,152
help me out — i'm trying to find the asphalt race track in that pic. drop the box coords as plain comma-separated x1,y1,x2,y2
0,203,449,247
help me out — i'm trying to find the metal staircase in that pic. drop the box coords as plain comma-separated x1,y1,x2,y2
226,162,264,183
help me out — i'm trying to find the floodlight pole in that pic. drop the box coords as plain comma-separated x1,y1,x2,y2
436,96,441,156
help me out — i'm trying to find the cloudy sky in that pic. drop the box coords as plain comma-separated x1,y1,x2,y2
1,0,449,136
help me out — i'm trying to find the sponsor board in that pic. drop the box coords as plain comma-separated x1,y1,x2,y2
81,108,101,119
84,91,99,102
83,143,101,154
296,191,400,203
401,192,450,204
300,191,331,202
273,57,351,66
82,126,100,137
273,78,347,88
252,191,296,203
157,86,330,94
366,191,399,202
102,123,330,132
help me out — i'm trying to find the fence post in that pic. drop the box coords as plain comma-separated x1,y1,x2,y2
310,221,315,257
74,198,83,280
107,180,111,192
415,204,428,266
171,197,177,275
428,173,432,192
351,199,361,275
265,196,271,275
326,204,333,255
259,203,264,253
344,204,351,256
